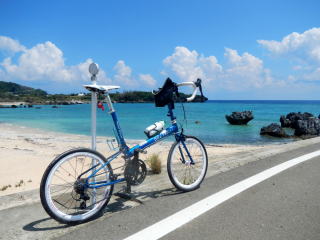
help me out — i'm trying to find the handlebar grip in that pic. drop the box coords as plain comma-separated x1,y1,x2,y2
176,79,207,102
176,82,198,102
186,88,198,102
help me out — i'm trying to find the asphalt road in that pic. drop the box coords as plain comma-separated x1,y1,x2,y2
56,143,320,240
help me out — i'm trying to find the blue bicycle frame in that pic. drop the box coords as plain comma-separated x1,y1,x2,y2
85,93,189,189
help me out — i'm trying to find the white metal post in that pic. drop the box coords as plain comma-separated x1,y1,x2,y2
90,70,98,206
91,76,97,150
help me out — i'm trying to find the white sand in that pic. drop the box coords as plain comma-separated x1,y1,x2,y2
0,123,272,196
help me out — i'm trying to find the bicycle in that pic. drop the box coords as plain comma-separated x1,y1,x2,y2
40,76,208,224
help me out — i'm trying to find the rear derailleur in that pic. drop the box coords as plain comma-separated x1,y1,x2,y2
73,178,90,209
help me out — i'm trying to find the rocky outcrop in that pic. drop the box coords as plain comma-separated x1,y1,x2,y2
225,111,254,125
260,123,288,138
280,112,314,128
294,118,320,137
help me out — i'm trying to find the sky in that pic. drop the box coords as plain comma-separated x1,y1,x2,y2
0,0,319,99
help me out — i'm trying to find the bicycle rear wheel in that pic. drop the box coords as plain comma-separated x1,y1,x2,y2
40,148,113,224
167,136,208,192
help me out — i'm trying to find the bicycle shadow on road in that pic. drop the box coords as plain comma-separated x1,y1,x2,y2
22,195,134,232
22,187,180,233
114,186,183,203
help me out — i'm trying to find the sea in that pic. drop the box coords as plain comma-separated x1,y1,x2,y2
1,100,320,145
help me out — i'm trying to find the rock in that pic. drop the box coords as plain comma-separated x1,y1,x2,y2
280,112,314,128
280,115,291,128
195,120,200,124
11,105,18,108
260,123,288,138
294,118,320,137
52,106,58,108
225,111,254,125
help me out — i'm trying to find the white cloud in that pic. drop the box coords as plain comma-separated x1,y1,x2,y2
0,36,26,53
0,36,110,85
302,67,320,81
113,60,157,89
258,27,320,63
163,46,272,91
0,37,156,91
163,46,222,84
258,28,320,84
139,74,156,87
222,48,273,90
113,60,136,87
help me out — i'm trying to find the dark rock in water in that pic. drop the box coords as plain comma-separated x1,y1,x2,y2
280,115,291,128
11,105,17,108
280,112,314,129
294,118,320,137
260,123,288,138
195,120,200,124
28,104,33,108
225,111,254,125
52,106,58,108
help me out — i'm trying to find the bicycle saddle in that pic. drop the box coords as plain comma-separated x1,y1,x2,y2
84,84,120,93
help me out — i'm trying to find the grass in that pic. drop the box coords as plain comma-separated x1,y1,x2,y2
0,184,11,191
15,179,24,188
146,154,162,174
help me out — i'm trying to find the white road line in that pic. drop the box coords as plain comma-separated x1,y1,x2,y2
123,150,320,240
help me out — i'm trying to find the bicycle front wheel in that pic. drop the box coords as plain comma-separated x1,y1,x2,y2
167,136,208,192
40,148,114,224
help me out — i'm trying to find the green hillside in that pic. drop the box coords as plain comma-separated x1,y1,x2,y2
0,81,47,96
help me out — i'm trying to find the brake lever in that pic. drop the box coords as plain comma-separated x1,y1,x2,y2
195,78,206,102
199,84,205,102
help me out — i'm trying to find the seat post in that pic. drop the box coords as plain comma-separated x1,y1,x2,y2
104,92,114,112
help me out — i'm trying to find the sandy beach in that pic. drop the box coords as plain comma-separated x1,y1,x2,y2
0,122,272,196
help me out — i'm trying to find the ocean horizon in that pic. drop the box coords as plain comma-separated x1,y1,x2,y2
1,100,320,145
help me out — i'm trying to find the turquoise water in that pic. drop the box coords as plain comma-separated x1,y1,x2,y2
1,100,320,144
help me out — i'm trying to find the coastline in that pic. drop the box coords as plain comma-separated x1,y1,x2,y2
1,122,320,197
0,122,268,196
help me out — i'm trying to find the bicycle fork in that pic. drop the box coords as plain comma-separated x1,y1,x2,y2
178,140,195,165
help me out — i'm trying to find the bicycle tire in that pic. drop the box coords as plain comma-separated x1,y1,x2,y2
40,148,114,224
167,136,208,192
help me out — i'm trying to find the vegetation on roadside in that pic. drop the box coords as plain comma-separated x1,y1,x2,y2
146,154,162,174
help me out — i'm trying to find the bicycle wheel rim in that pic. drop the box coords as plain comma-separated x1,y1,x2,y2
169,137,207,190
44,151,111,222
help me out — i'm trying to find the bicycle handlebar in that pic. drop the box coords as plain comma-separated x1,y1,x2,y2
176,78,206,102
176,81,198,102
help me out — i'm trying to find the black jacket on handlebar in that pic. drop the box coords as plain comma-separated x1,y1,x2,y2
153,78,177,107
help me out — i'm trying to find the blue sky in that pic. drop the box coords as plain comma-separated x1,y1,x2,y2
0,0,319,99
